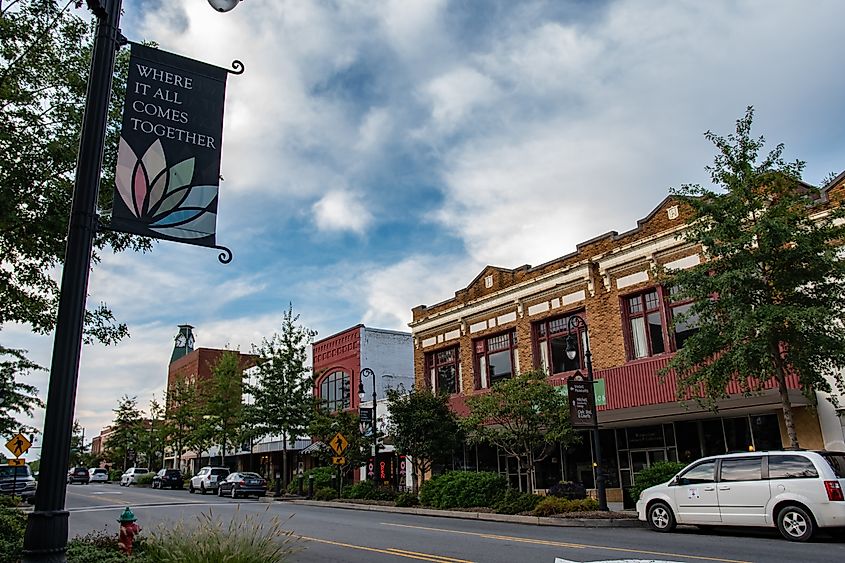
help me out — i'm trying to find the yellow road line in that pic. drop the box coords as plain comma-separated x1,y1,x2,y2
299,535,476,563
382,522,751,563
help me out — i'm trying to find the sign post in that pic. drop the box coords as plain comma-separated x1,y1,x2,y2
6,432,32,502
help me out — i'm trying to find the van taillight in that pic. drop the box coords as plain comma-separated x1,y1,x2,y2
824,480,844,501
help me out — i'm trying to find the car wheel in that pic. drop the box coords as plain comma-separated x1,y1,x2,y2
776,505,815,542
200,484,206,495
189,483,195,494
647,501,676,532
231,487,238,499
217,485,224,497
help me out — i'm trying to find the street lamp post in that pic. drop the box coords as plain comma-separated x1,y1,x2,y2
358,368,378,481
22,2,246,560
565,315,609,512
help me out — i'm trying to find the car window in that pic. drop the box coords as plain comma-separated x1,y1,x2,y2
92,468,107,474
820,453,845,478
678,460,716,485
165,470,181,476
198,468,208,475
241,472,261,479
211,469,229,477
768,455,818,479
136,468,149,474
0,467,30,478
720,457,762,481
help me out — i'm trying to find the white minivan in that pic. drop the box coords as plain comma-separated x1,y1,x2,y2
637,450,845,541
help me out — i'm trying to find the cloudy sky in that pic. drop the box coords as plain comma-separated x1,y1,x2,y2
5,0,844,450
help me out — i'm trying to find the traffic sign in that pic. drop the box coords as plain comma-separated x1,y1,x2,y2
7,458,25,467
331,456,346,465
5,433,31,457
328,432,348,455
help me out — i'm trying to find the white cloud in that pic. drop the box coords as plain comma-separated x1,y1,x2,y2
423,67,500,132
312,190,373,234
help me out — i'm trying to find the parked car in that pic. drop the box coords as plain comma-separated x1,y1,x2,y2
120,467,150,486
88,467,109,483
152,468,184,490
67,466,89,484
217,472,267,499
0,464,37,502
637,450,845,541
188,466,229,494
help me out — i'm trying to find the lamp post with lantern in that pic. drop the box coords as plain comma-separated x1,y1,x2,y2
565,315,608,511
358,368,378,480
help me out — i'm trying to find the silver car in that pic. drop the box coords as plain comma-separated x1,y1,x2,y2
120,467,149,486
637,450,845,541
188,466,229,494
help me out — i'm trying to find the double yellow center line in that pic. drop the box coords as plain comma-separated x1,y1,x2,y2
299,535,475,563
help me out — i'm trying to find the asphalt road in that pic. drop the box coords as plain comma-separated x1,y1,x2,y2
64,483,845,562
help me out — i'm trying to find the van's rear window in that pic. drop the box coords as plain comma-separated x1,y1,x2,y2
821,453,845,478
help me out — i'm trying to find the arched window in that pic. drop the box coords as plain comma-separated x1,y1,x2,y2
319,370,350,412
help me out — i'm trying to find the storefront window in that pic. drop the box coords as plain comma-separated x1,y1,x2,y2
676,420,702,463
751,414,782,450
724,416,753,452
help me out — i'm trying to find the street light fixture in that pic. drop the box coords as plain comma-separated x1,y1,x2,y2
565,315,609,511
22,1,242,560
358,367,378,481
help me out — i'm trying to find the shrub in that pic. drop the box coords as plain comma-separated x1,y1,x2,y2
341,480,397,501
142,507,300,562
394,492,419,507
108,469,123,482
418,471,507,510
0,505,26,563
493,489,542,515
547,481,587,500
0,495,21,508
288,466,335,494
313,487,338,501
630,461,686,502
67,528,149,563
135,472,156,486
533,497,599,517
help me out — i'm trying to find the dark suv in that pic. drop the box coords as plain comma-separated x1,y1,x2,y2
0,464,37,502
152,468,184,490
67,466,89,484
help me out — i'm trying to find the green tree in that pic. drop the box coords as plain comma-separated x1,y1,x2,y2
664,107,845,449
0,0,151,344
463,370,576,493
164,374,198,471
68,420,87,467
0,345,44,436
204,350,246,465
308,407,368,479
386,388,461,491
105,395,143,470
141,395,166,470
247,306,315,490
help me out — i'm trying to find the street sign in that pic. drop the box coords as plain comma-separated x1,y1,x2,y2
329,432,349,455
7,458,25,467
331,456,346,465
6,433,31,457
567,375,598,429
359,407,373,424
556,379,606,406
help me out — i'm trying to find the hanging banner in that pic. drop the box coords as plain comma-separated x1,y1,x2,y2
110,43,238,250
567,375,598,429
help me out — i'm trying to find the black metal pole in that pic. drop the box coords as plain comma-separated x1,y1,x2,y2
22,1,123,560
372,377,378,483
582,330,608,512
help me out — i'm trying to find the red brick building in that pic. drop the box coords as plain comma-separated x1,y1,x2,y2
410,180,845,501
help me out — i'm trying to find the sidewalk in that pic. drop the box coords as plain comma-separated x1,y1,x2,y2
274,498,643,528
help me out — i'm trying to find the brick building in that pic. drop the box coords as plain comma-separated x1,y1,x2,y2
410,181,845,501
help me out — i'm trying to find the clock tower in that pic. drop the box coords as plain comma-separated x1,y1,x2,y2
170,324,195,364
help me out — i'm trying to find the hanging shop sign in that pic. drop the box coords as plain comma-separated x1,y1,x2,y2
110,43,242,261
567,373,598,429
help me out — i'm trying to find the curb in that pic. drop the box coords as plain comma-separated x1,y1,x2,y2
273,499,644,528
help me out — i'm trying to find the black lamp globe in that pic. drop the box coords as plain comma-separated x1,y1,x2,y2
565,334,578,361
208,0,241,12
358,381,366,401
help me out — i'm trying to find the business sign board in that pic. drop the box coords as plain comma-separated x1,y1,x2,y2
110,43,238,250
567,376,598,429
556,379,607,406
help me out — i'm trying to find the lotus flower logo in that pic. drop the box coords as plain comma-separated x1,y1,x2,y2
114,137,218,240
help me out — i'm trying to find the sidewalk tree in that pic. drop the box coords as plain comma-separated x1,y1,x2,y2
1,0,150,348
463,370,575,493
664,107,845,449
247,305,315,491
0,345,44,436
204,350,246,465
105,395,143,470
142,395,166,470
386,388,461,491
68,420,87,467
164,374,198,470
308,407,368,477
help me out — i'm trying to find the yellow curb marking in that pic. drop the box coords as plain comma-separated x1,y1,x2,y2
382,522,751,563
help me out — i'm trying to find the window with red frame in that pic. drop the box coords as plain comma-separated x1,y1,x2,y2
624,289,666,359
425,347,459,394
475,331,516,388
667,285,700,349
535,314,588,375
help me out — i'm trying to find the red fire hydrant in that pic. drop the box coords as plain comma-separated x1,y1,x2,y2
117,507,141,556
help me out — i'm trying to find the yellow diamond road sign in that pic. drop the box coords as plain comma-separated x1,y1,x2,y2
6,433,31,458
328,432,348,455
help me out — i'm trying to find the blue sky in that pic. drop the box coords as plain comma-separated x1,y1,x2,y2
5,0,845,447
